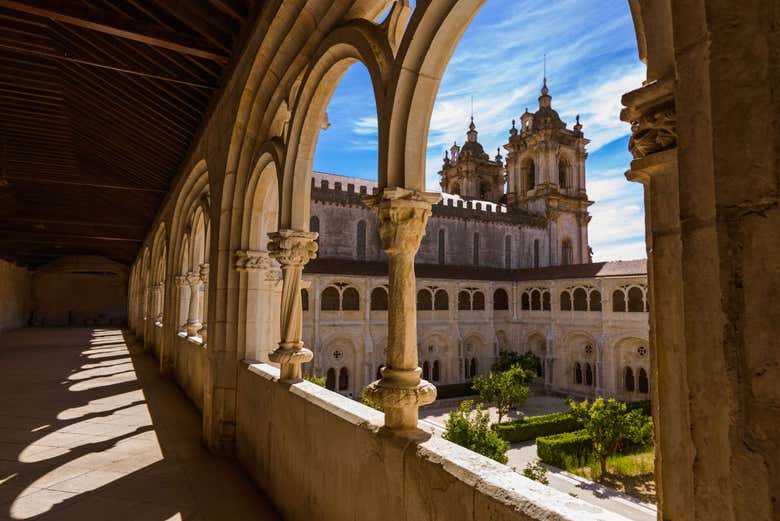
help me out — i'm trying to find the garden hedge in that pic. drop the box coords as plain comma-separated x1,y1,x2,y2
493,412,582,443
536,429,593,468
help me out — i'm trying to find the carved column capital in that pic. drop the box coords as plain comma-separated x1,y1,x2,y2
621,77,677,162
234,250,273,271
199,263,209,282
268,230,318,267
174,275,188,288
363,187,440,256
186,271,201,287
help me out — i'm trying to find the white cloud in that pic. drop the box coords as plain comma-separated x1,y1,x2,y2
352,115,378,136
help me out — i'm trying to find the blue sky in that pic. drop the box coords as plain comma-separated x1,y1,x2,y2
313,0,647,262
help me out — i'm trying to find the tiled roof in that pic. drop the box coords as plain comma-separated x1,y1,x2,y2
305,258,647,281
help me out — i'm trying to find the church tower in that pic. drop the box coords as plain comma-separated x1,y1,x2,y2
504,79,593,264
439,118,505,202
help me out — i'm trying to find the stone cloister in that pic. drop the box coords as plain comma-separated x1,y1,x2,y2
1,1,777,520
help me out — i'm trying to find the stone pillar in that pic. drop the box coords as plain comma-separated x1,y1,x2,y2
267,229,318,382
363,187,440,430
197,263,209,344
186,271,202,337
622,76,689,517
174,275,189,332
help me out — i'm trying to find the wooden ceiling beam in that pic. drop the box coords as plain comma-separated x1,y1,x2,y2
0,230,142,243
1,216,146,230
4,176,167,193
0,0,229,63
0,42,215,89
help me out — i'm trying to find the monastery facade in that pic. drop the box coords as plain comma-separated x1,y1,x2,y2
253,83,651,401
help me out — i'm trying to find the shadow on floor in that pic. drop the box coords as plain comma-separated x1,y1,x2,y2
0,327,280,521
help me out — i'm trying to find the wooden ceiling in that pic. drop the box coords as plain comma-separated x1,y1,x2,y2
0,0,259,267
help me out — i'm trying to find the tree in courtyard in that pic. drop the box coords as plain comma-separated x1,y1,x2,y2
492,349,542,377
567,397,654,475
472,364,530,424
443,400,509,464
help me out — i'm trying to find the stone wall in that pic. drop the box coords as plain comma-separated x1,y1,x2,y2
235,362,630,521
32,256,128,327
172,334,207,411
0,259,31,333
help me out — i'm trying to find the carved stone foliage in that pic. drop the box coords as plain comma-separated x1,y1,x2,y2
363,187,441,256
234,250,273,271
621,77,677,159
267,230,318,267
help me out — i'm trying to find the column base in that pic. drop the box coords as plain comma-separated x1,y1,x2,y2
269,346,313,382
364,376,437,430
187,322,202,337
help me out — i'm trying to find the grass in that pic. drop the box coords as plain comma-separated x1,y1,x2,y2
566,449,656,504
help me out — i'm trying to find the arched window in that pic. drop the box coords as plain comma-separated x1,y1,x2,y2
417,289,433,310
458,291,471,311
438,228,445,265
575,362,583,384
589,290,602,311
560,291,572,311
558,159,568,188
464,358,470,379
524,158,536,190
625,367,635,392
310,215,320,246
326,368,336,391
585,363,593,386
434,289,449,310
370,287,388,311
628,287,645,312
473,233,480,266
356,220,367,260
493,288,509,310
472,291,485,310
504,235,512,268
521,292,530,310
321,287,340,311
301,289,309,311
432,360,440,382
338,367,349,391
613,290,626,312
376,365,383,380
533,239,540,268
561,239,573,265
573,288,588,311
542,291,551,311
470,358,478,378
422,361,430,381
451,182,461,195
342,287,360,311
638,368,649,393
531,290,541,310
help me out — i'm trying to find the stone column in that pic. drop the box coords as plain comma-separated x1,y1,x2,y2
174,275,189,332
363,188,440,430
267,229,318,382
186,271,202,337
621,77,687,516
197,263,209,344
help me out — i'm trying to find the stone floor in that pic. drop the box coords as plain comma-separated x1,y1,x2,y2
0,328,280,521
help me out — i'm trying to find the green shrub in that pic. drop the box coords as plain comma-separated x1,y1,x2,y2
493,412,582,443
522,461,549,485
435,382,476,399
360,388,383,411
537,429,593,468
304,374,326,387
626,399,652,416
472,365,530,424
443,400,509,464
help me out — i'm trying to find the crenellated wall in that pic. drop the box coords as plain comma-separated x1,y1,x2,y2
0,259,32,333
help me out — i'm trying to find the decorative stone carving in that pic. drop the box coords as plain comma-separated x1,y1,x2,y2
198,263,209,343
234,250,273,271
621,77,676,160
362,187,441,430
174,275,188,288
267,229,318,381
186,270,202,337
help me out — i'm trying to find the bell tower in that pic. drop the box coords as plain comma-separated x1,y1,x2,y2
504,80,593,264
439,118,505,202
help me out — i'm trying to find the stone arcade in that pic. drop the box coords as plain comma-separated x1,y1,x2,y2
0,2,776,521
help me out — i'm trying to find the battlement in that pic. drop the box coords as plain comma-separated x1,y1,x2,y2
310,172,546,227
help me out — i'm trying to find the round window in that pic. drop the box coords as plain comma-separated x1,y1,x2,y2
637,346,647,357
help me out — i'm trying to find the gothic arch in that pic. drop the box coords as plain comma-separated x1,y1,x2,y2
281,22,393,229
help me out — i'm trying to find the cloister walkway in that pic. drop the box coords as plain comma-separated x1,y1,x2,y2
0,328,280,521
